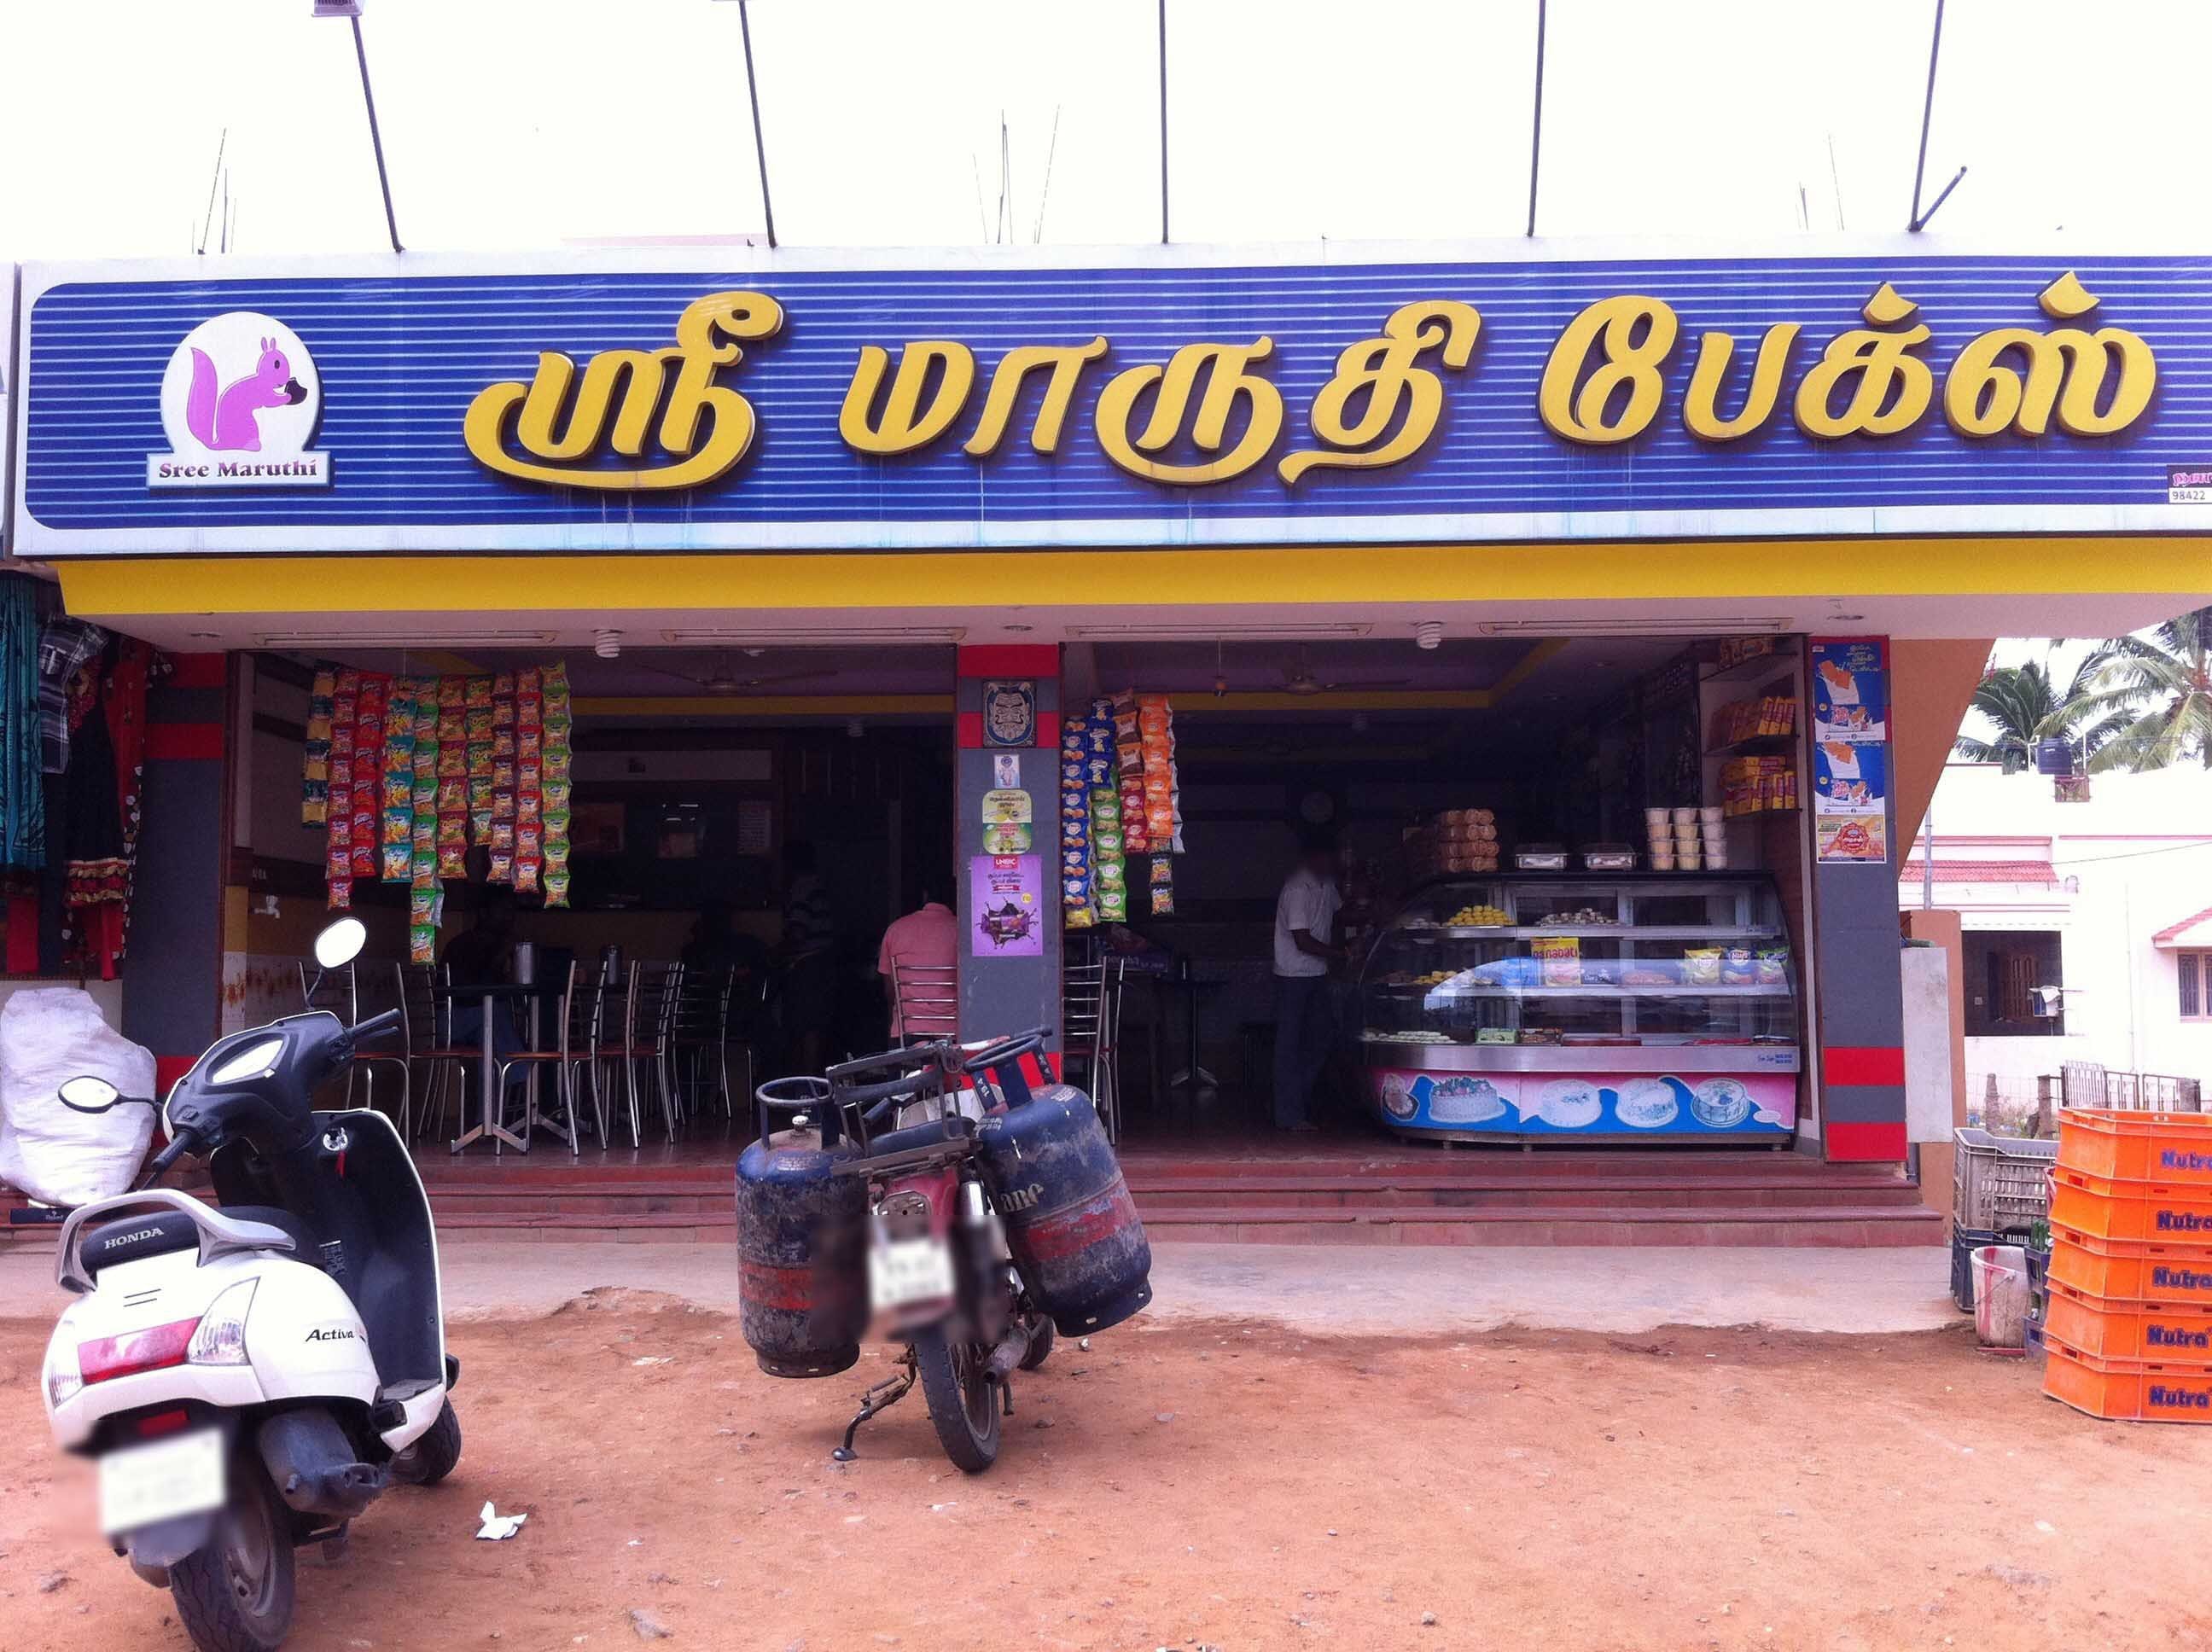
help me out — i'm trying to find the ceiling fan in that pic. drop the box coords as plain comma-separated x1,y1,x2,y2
637,652,841,696
1278,643,1411,696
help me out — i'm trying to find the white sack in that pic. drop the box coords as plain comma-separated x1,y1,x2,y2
0,988,159,1207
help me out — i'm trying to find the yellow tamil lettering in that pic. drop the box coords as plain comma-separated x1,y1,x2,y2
963,339,1109,456
1681,324,1801,442
839,341,979,456
1942,273,2157,438
463,291,784,491
1094,340,1284,486
1793,282,1933,440
1279,300,1481,484
1537,295,1679,445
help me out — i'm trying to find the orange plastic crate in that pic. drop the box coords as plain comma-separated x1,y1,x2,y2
2048,1225,2212,1306
2041,1279,2212,1360
2043,1331,2212,1423
2059,1108,2212,1184
2049,1168,2212,1242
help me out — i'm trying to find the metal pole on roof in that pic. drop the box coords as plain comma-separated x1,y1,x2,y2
1906,0,1964,232
1157,0,1171,243
1525,0,1547,237
349,17,404,253
1921,804,1935,910
738,0,779,247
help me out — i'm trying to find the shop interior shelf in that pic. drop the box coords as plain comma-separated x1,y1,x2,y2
1705,732,1799,756
1699,648,1800,685
1410,925,1786,940
1390,984,1795,1000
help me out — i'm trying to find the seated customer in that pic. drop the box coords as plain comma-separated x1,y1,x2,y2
876,887,958,1044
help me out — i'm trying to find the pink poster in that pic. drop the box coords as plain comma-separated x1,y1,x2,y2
969,854,1044,956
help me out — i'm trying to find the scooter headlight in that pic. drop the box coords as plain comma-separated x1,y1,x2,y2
187,1278,257,1367
42,1333,83,1409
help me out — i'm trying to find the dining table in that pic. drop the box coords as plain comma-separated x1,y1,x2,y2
434,980,563,1155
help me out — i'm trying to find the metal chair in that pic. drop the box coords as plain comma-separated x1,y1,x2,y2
889,961,959,1046
671,964,735,1121
603,961,684,1147
347,963,416,1137
1061,956,1127,1142
399,964,475,1143
492,959,601,1153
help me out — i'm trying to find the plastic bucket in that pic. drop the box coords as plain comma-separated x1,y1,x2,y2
1972,1243,2029,1349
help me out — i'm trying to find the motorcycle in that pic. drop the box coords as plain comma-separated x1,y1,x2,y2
818,1033,1051,1473
806,1028,1150,1474
38,916,461,1652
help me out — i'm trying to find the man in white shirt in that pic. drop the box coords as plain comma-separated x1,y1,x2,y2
1272,828,1345,1131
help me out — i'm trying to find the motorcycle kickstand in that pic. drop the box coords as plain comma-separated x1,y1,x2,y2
832,1351,917,1463
320,1523,351,1566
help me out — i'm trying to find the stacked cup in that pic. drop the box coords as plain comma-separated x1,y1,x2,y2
1672,807,1703,870
1644,807,1675,870
1701,806,1729,870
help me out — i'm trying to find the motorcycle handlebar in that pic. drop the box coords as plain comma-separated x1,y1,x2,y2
962,1027,1051,1075
146,1128,201,1178
350,1008,403,1042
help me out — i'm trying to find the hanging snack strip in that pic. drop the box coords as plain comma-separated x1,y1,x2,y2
1109,690,1149,855
434,676,470,879
464,673,495,854
541,661,573,908
323,670,362,910
1090,698,1129,922
408,678,442,966
513,667,544,897
349,674,386,886
302,669,335,825
379,677,417,887
486,672,517,885
1138,693,1180,854
1059,714,1096,928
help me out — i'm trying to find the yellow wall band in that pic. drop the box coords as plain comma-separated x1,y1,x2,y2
53,536,2211,618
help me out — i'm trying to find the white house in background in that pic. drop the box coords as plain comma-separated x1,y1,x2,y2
1899,763,2212,1094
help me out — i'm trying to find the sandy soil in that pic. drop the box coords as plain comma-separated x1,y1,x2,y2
3,1295,2209,1652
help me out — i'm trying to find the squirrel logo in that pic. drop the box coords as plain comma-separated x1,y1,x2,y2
150,311,329,489
186,336,306,453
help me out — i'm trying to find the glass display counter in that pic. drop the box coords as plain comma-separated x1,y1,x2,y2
1356,874,1802,1143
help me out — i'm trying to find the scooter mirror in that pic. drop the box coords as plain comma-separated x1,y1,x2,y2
313,916,369,970
58,1074,121,1114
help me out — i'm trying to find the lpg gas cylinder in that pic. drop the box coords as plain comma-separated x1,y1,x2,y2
735,1124,868,1377
976,1085,1153,1335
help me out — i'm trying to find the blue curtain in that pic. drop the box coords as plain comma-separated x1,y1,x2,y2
0,577,45,870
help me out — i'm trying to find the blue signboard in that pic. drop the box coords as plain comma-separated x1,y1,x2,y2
11,242,2209,556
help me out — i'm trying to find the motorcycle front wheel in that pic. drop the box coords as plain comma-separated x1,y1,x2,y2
912,1328,1001,1474
170,1463,295,1652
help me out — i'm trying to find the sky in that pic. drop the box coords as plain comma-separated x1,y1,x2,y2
3,0,2211,259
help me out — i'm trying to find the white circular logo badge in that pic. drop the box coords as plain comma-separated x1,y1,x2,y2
148,311,329,489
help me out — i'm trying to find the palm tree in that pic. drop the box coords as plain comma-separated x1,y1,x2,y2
1952,659,2111,773
2074,607,2212,772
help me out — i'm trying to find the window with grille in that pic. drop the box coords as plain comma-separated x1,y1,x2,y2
2184,952,2208,1021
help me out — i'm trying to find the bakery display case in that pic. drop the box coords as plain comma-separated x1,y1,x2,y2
1356,873,1802,1142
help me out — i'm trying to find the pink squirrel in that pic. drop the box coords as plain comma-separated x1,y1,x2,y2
184,336,306,452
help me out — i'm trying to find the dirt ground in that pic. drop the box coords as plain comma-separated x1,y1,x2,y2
3,1294,2209,1652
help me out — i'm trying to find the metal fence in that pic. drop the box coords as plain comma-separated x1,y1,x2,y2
2061,1062,2203,1113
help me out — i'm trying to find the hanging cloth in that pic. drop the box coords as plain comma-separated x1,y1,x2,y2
38,618,108,775
0,579,47,871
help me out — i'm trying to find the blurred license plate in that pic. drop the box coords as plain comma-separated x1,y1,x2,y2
870,1238,954,1311
100,1428,224,1534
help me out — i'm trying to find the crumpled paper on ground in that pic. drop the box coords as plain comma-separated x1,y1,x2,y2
475,1501,527,1540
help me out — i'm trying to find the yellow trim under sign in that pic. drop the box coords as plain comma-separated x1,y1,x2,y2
54,537,2212,618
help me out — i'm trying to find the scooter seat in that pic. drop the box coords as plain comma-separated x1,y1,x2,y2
80,1204,313,1278
81,1210,201,1276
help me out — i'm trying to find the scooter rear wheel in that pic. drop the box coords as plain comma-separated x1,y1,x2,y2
170,1463,294,1652
393,1399,463,1487
913,1329,1001,1474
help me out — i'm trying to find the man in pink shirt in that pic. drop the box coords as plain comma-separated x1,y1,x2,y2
876,888,958,1043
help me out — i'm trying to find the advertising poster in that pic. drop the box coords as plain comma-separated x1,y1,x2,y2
1810,639,1893,864
969,854,1043,956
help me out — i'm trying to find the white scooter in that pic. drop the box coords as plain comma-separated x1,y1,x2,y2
38,917,461,1652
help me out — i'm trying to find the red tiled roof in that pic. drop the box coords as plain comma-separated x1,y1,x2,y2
1896,859,2061,885
2152,905,2212,947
